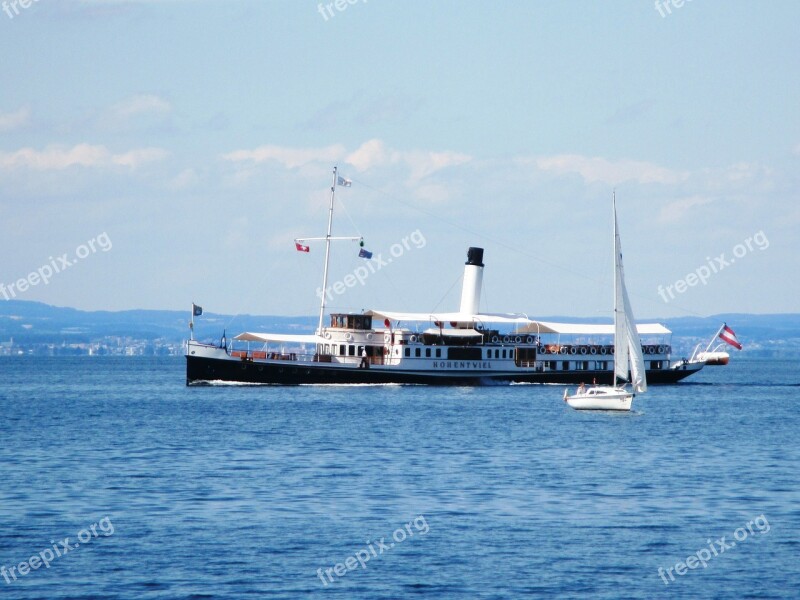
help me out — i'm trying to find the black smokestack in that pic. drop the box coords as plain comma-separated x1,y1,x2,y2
466,247,484,267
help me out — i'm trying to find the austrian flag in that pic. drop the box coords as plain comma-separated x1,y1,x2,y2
295,241,310,253
719,324,743,350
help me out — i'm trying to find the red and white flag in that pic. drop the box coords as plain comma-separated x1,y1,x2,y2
295,242,310,253
719,324,742,350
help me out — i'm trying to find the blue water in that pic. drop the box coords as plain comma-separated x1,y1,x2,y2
0,357,798,599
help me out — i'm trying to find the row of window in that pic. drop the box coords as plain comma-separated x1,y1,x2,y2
329,314,372,330
545,360,610,371
321,344,664,370
404,347,443,358
544,360,665,371
323,344,354,356
400,347,516,359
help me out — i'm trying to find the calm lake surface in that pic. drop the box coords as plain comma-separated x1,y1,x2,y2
0,356,798,599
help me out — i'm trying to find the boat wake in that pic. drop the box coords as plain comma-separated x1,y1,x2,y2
190,380,267,387
299,383,407,388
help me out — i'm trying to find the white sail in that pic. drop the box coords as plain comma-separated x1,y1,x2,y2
622,277,647,393
613,196,648,393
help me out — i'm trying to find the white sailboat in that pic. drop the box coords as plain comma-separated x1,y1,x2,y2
564,195,647,411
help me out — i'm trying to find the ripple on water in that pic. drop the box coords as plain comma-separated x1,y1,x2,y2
0,357,798,599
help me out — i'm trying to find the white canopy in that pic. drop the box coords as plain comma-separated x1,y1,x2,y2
515,321,671,336
233,332,325,344
422,328,483,338
232,319,669,344
366,310,670,336
366,310,532,326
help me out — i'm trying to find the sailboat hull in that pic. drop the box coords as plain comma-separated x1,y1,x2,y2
564,387,634,411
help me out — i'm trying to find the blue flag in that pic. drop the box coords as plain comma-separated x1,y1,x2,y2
358,248,373,259
192,303,203,317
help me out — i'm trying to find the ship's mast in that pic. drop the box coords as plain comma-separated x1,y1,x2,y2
317,167,338,335
294,166,362,336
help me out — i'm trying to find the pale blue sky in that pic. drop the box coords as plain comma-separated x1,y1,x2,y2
0,0,798,320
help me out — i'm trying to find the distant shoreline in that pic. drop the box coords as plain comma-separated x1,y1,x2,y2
2,300,799,358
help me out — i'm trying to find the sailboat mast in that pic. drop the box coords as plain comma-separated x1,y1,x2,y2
612,191,620,387
317,166,338,335
612,191,632,388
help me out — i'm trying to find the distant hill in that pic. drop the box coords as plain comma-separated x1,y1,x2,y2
0,300,315,345
1,300,798,357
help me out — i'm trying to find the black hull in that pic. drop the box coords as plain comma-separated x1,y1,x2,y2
186,355,699,386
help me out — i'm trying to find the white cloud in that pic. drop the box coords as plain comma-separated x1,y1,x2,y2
168,167,200,190
401,149,472,182
692,162,774,196
112,147,170,168
530,154,689,185
0,143,169,170
222,144,346,169
343,138,472,181
345,139,388,172
0,106,31,132
718,162,768,183
223,139,472,183
657,195,714,224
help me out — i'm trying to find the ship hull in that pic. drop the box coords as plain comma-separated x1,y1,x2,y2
186,353,701,386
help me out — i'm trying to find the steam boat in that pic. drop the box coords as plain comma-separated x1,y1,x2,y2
185,169,714,386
